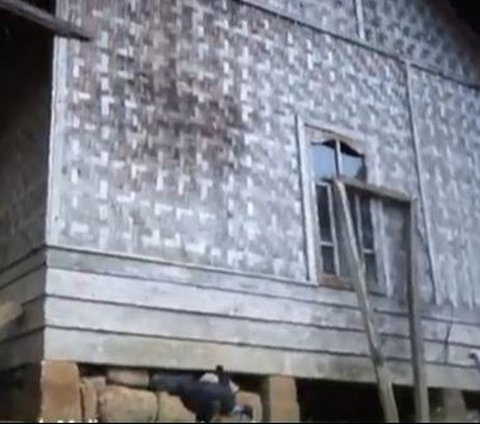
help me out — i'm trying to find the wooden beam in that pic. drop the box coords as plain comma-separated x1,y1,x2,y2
406,201,430,422
0,301,23,328
333,177,430,421
405,62,438,305
0,0,93,41
295,115,318,282
332,180,399,422
331,176,411,204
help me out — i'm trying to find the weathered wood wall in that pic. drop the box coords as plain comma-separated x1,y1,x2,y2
29,0,480,389
0,250,46,370
0,18,53,368
40,247,480,390
0,21,52,269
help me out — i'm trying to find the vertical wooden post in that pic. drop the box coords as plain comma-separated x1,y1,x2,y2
405,62,438,305
406,200,430,422
332,180,399,423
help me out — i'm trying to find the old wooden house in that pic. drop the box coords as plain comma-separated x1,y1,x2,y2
1,0,480,421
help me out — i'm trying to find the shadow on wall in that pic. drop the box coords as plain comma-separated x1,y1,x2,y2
0,6,54,269
422,0,480,83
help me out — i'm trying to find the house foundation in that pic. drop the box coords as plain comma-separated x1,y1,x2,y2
0,361,297,422
261,376,300,422
2,361,480,422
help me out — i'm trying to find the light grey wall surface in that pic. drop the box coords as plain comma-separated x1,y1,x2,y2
362,0,480,84
410,69,480,308
257,0,359,37
50,0,424,283
257,0,480,85
41,0,480,384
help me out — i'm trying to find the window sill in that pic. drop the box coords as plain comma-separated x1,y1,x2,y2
319,273,386,296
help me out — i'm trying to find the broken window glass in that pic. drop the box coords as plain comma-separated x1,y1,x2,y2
311,137,377,288
340,143,366,180
311,141,336,179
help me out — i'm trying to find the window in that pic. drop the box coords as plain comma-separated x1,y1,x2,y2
310,136,377,287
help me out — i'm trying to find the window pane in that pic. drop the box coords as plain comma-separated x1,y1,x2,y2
316,185,332,241
340,143,366,180
360,197,374,249
339,249,350,279
347,189,358,240
337,190,358,279
321,246,336,274
365,253,377,285
311,141,336,179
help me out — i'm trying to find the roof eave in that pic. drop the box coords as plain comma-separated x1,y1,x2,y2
0,0,93,41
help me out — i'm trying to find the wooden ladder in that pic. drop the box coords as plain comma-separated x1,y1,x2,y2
332,178,429,423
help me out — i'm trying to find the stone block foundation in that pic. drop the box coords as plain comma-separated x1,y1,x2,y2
260,376,300,422
3,363,480,422
0,361,298,422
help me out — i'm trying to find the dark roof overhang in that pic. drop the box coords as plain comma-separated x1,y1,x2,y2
448,0,480,38
0,0,93,41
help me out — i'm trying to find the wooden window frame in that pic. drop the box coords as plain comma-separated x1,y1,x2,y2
296,117,428,421
296,118,385,294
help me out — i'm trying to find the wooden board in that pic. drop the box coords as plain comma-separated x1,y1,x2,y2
43,327,480,391
405,63,438,305
45,268,464,344
0,0,92,40
46,247,480,327
44,248,480,327
333,177,429,421
0,301,23,328
332,180,399,422
0,330,43,370
0,269,46,304
0,298,43,344
44,296,451,364
44,268,480,353
0,248,46,289
406,201,430,422
296,115,317,282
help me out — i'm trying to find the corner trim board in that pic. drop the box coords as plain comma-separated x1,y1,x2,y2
296,115,317,282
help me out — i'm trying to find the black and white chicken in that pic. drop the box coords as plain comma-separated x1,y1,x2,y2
150,365,253,423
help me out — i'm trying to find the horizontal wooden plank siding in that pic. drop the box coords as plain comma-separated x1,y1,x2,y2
0,260,46,370
43,272,477,367
46,247,480,326
43,327,480,391
0,268,46,306
46,268,451,341
0,330,44,369
0,249,46,291
44,296,450,363
43,251,480,387
0,298,44,345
